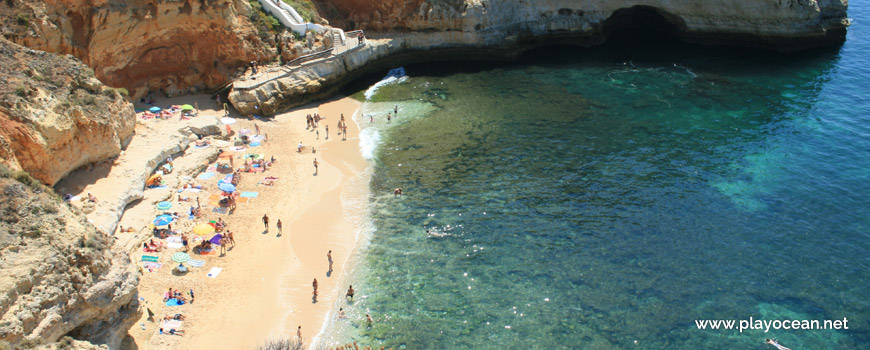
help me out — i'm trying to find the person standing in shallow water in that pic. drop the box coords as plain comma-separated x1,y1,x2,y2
346,285,355,300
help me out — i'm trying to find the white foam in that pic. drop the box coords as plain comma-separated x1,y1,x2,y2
358,127,381,160
364,67,407,101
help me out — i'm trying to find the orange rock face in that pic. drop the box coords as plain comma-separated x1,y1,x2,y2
0,38,135,186
3,0,274,97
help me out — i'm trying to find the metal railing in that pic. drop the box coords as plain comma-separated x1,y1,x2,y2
232,31,365,91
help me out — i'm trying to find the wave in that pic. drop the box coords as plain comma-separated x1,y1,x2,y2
364,67,407,101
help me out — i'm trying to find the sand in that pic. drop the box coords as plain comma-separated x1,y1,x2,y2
122,95,367,349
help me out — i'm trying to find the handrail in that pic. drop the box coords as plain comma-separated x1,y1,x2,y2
286,48,333,66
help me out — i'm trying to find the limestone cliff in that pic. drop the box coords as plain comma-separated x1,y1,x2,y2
230,0,849,114
1,0,274,97
0,173,139,349
0,38,135,187
315,0,849,51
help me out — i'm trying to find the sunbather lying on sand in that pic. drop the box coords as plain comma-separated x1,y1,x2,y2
160,328,184,336
164,314,186,321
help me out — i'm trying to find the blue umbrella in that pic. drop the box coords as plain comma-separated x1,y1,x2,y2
149,106,161,112
153,214,174,226
218,183,236,193
156,201,172,210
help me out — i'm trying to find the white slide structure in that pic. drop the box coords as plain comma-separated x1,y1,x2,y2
257,0,326,36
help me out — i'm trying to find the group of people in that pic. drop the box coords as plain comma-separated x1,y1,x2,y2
163,287,194,304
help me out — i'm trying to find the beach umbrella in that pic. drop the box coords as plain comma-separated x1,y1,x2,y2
149,106,161,112
172,252,190,263
193,223,215,236
209,234,223,245
218,183,236,193
221,117,236,125
156,201,172,210
154,215,174,226
239,128,251,135
181,104,194,111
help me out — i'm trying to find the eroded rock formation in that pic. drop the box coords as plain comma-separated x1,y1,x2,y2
0,175,139,349
0,38,135,186
316,0,849,51
1,0,274,97
230,0,849,114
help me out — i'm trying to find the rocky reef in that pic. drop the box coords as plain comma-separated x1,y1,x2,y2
0,0,274,98
0,38,135,187
0,173,139,349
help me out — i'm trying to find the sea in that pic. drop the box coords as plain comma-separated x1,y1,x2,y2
319,4,870,349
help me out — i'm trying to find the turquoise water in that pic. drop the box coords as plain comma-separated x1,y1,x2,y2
323,6,870,349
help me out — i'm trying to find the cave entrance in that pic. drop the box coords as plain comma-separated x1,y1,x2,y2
601,6,687,45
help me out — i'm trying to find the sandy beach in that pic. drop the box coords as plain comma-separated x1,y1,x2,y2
121,95,367,349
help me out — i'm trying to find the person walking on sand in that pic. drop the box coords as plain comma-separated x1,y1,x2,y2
276,219,283,235
227,231,235,247
297,326,302,341
220,236,227,255
327,250,333,270
313,278,318,293
313,158,319,175
262,214,269,231
346,285,355,300
182,234,189,252
255,123,260,136
325,125,329,139
316,129,320,139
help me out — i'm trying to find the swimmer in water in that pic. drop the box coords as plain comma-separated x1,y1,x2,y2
765,339,792,350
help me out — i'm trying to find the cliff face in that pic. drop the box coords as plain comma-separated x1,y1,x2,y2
1,0,274,97
0,38,135,186
0,175,139,349
316,0,849,51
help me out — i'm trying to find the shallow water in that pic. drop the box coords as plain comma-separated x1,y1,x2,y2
322,5,870,349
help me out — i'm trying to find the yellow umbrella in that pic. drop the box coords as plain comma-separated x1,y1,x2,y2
193,223,215,236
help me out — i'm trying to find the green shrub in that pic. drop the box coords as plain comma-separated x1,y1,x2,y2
16,13,30,26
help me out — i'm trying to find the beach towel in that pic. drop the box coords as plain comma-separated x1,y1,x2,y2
230,146,246,152
151,185,168,189
141,255,159,262
212,207,228,214
166,236,182,243
165,298,185,306
207,193,222,201
167,242,184,249
235,197,249,204
249,141,261,147
161,320,183,329
143,262,162,270
197,172,216,180
196,248,215,255
207,267,222,278
184,188,202,193
187,259,205,268
240,192,259,198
